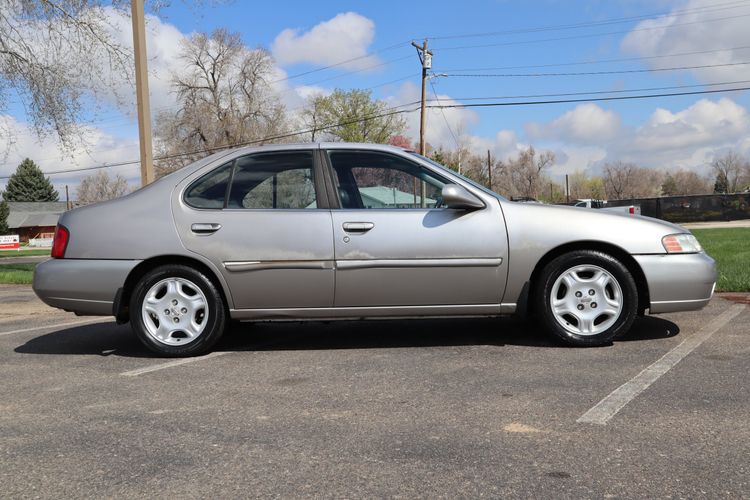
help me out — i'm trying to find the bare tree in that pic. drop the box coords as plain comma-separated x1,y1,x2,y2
0,1,134,149
602,161,662,200
710,151,747,194
154,29,288,174
509,146,555,199
661,169,712,196
76,170,130,204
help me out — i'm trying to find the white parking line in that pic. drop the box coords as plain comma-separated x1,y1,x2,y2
120,351,230,377
0,318,109,337
577,304,746,425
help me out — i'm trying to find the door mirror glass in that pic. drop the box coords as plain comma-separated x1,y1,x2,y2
441,184,484,210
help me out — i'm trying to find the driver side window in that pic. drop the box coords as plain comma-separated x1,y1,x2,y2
328,151,446,209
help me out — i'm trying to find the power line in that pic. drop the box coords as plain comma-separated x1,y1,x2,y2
3,71,420,156
0,102,422,179
430,79,750,102
7,84,750,180
438,45,750,72
269,41,412,84
428,78,460,152
434,12,750,51
443,60,750,78
427,0,749,40
426,85,750,109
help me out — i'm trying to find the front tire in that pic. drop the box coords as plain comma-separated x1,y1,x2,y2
535,250,637,346
131,264,227,357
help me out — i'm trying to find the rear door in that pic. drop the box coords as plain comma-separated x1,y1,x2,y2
324,149,508,308
173,149,335,310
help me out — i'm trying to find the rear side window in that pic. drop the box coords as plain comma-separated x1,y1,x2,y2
184,162,232,209
228,151,316,209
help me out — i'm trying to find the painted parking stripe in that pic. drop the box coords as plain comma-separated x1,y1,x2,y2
120,351,230,377
0,318,109,337
577,304,745,425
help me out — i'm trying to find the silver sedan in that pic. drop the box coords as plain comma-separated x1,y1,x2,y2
34,143,716,356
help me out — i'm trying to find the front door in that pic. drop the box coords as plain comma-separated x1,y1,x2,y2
325,149,508,308
173,149,335,310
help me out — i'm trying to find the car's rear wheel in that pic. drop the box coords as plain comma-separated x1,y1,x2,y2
131,264,226,357
535,250,637,346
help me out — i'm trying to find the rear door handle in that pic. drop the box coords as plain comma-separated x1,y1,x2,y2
191,223,222,234
342,222,374,233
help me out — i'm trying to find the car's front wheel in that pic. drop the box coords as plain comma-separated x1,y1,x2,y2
535,250,637,346
131,264,227,356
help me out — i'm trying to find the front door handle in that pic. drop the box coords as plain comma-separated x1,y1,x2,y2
342,222,374,233
191,223,222,234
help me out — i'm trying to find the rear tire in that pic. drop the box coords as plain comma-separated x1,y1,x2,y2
534,250,637,347
130,264,227,357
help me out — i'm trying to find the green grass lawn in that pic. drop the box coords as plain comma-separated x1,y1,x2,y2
692,228,750,293
0,249,50,258
0,263,36,285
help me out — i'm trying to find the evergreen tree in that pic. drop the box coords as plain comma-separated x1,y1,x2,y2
713,172,729,194
4,158,59,202
0,196,9,235
661,173,677,196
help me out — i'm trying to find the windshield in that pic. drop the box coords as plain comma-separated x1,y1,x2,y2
408,152,506,201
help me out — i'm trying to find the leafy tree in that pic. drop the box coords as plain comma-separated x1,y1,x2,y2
76,171,130,205
5,158,59,202
0,196,9,235
303,89,405,143
568,170,607,200
388,135,413,150
430,148,449,166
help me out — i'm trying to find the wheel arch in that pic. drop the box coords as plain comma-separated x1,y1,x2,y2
521,240,650,317
114,255,231,323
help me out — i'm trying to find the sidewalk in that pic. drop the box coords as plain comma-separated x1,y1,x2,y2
681,219,750,229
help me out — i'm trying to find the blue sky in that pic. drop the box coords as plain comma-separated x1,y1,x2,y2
3,0,750,192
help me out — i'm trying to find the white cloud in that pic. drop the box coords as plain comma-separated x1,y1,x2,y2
526,103,621,144
620,0,750,82
629,98,749,154
271,12,380,70
525,97,750,174
0,115,141,195
389,82,484,151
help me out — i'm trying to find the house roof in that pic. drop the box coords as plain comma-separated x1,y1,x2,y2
6,202,68,229
359,186,436,206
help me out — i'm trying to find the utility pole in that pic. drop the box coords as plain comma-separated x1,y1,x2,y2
411,39,432,156
65,185,71,210
487,149,493,190
131,0,155,186
565,174,570,203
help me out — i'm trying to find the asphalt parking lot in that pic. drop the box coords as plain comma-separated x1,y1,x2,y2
0,285,747,498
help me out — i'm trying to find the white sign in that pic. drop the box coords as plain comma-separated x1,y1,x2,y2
0,234,20,250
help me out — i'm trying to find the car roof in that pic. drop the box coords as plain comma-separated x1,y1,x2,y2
224,142,411,157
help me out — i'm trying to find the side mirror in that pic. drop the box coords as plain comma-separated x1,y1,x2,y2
441,184,484,210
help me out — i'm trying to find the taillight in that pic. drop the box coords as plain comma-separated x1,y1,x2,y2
51,225,70,259
629,206,635,214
